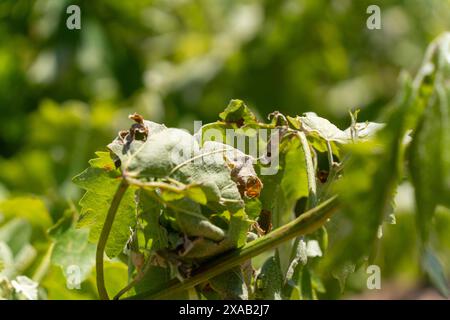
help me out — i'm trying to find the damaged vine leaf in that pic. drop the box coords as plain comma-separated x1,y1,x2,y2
72,110,266,299
108,114,262,213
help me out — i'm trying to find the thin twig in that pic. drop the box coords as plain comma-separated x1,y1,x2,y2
96,180,129,300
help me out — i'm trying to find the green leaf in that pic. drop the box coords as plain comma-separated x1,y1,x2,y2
172,140,246,212
289,239,308,270
409,89,448,241
244,198,262,220
258,134,309,273
282,238,322,300
133,263,190,299
259,136,308,229
280,139,309,212
134,266,171,297
178,209,252,260
227,209,253,247
0,196,52,229
406,34,450,296
0,242,14,277
41,266,97,300
219,99,258,126
47,209,73,238
51,227,96,282
408,34,450,241
255,254,283,300
0,219,32,257
180,237,235,260
299,267,314,300
209,267,249,300
73,153,137,258
98,261,129,299
98,115,263,263
110,126,193,178
137,191,168,251
332,262,356,293
167,198,226,242
328,76,417,282
421,247,449,297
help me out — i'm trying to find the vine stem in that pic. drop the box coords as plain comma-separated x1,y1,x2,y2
124,195,339,300
96,179,129,300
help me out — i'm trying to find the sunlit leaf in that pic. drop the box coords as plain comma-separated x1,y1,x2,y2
73,153,136,258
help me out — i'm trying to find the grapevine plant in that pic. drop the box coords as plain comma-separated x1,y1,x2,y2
72,34,450,300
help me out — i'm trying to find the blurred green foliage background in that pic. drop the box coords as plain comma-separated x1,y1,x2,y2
0,0,449,299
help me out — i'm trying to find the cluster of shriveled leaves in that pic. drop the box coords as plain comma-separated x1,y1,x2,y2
70,90,387,300
70,35,450,299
